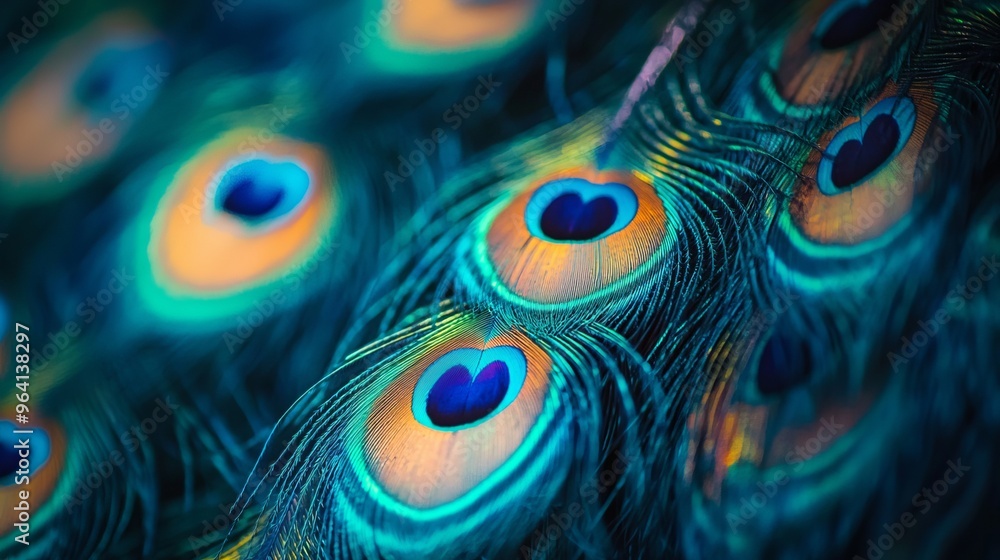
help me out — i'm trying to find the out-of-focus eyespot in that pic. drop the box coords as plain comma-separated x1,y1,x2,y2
676,324,892,557
464,166,673,310
755,330,813,395
390,0,539,50
774,0,913,104
0,11,171,205
813,0,896,50
0,414,65,535
362,0,554,74
129,128,338,323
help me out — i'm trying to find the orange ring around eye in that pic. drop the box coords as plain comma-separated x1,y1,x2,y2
389,0,539,50
0,11,162,185
776,0,897,105
789,83,936,245
485,167,668,305
364,327,551,508
152,129,336,294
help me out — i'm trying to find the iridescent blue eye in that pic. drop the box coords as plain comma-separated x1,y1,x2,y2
214,158,311,225
814,0,897,50
525,178,639,243
412,346,527,431
817,96,916,195
0,421,51,485
72,40,171,120
756,332,813,395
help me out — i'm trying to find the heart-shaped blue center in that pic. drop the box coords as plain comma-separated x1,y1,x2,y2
426,360,510,428
816,0,896,50
540,193,619,241
831,113,900,189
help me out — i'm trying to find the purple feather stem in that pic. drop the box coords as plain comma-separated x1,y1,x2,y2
599,0,708,162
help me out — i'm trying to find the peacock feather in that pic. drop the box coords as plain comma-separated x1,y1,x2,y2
0,0,997,558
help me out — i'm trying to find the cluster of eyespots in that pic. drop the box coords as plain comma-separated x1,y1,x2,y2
0,10,170,204
128,127,338,322
467,166,673,308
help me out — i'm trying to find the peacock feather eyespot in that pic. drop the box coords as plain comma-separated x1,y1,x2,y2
412,346,528,430
229,309,588,558
0,10,170,205
363,0,554,74
130,127,338,322
754,328,814,396
465,165,674,309
0,421,52,485
676,323,898,557
773,0,918,105
0,412,65,537
788,84,936,246
812,0,897,51
360,314,556,510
